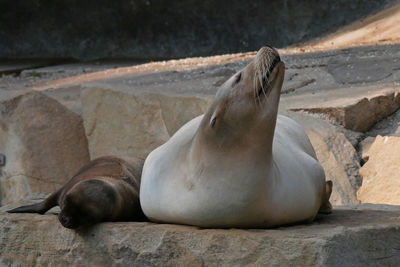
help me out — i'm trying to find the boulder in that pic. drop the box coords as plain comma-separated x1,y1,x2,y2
81,86,212,159
0,91,90,205
358,135,400,204
0,204,400,266
286,112,361,205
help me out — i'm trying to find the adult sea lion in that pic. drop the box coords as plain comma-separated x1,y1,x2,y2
140,46,332,228
8,156,144,229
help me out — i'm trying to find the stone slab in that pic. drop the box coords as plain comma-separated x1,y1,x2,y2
0,204,399,266
287,88,400,131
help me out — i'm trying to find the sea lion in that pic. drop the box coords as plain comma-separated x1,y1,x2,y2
140,46,332,228
8,156,144,229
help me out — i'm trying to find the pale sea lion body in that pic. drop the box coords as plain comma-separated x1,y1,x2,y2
8,156,144,228
140,46,332,228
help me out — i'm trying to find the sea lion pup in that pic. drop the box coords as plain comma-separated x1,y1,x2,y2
8,156,144,229
140,46,333,228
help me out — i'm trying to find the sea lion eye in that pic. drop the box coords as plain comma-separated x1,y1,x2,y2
210,116,217,128
233,73,242,86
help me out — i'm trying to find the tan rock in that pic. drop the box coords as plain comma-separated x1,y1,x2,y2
1,204,400,266
358,135,400,205
0,91,90,205
288,89,400,132
81,86,212,159
287,112,361,205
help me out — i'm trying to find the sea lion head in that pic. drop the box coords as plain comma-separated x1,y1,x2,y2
58,180,117,229
195,46,285,153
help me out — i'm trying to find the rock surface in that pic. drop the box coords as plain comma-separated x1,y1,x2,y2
358,136,400,205
81,86,212,159
0,91,90,205
1,204,400,266
291,90,400,131
366,108,400,137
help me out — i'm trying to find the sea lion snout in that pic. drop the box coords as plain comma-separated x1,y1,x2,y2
255,46,281,73
254,46,282,90
251,47,284,107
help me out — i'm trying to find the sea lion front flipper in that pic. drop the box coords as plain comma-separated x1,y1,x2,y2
7,190,60,215
318,180,333,214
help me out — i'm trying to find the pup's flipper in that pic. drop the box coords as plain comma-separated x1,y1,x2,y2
7,190,60,215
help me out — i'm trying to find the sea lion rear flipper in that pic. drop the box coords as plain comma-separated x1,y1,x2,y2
318,180,333,214
7,190,60,215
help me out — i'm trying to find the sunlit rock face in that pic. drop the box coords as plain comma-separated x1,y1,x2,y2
81,86,212,159
0,91,89,206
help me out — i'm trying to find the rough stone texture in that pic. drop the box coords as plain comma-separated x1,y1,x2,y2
287,112,361,205
0,204,400,266
0,0,396,60
81,86,212,159
366,108,400,137
358,136,400,205
0,91,90,205
358,108,400,162
359,136,376,162
291,91,400,132
279,45,400,132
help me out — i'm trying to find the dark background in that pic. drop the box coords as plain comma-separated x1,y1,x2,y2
0,0,397,61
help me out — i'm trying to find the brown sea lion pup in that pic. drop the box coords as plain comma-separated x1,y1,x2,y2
8,156,144,229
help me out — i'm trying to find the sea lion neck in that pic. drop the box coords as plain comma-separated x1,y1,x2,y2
189,112,276,164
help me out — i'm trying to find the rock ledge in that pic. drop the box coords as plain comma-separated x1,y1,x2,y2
1,205,400,266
